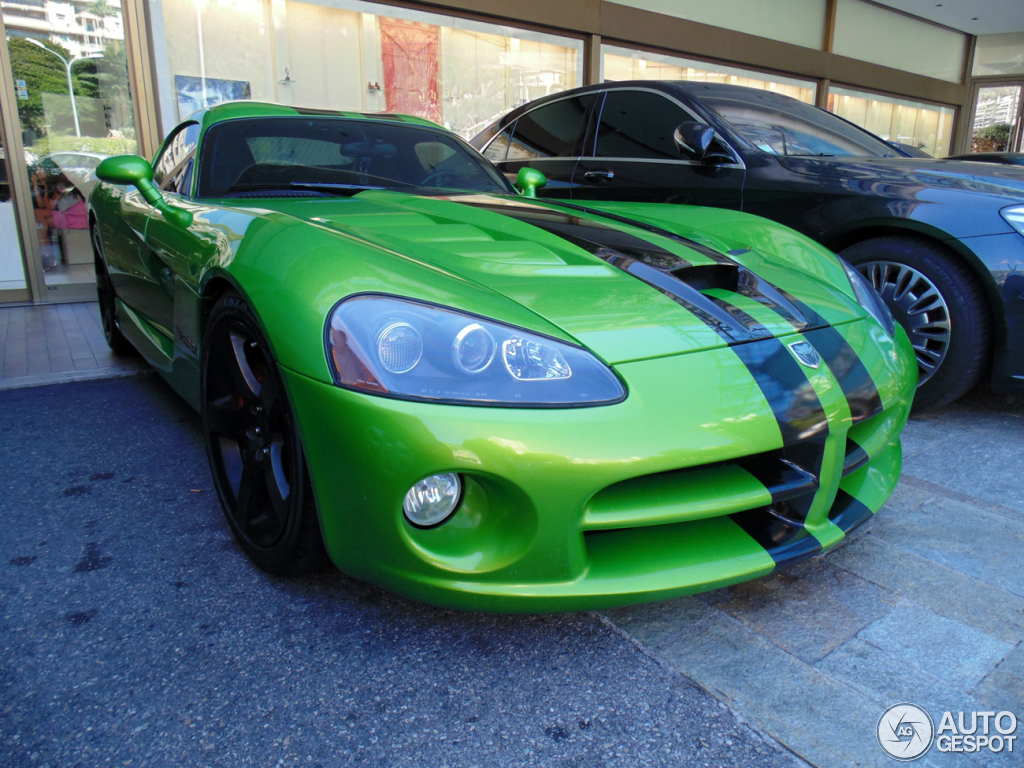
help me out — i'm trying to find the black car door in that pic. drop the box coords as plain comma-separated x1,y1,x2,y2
572,88,745,208
488,93,596,197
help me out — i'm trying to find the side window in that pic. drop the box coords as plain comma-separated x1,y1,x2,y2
593,90,693,160
506,95,593,161
483,122,514,162
153,122,201,194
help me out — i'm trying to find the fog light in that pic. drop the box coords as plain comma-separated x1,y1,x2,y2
403,473,461,527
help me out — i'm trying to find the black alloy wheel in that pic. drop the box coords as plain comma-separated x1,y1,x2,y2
201,292,327,575
841,235,991,410
92,225,135,355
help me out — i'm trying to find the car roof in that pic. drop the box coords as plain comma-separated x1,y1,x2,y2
191,100,442,130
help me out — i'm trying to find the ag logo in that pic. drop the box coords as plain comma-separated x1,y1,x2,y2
877,703,935,761
787,340,821,369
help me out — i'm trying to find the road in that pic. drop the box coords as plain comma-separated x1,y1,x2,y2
0,374,800,767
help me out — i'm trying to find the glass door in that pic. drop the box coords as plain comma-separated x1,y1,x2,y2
0,102,30,302
968,82,1024,154
3,8,137,302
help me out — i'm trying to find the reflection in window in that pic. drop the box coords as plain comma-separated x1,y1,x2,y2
149,0,582,140
602,44,816,105
593,90,686,159
970,86,1021,154
5,1,137,287
827,86,954,158
506,95,592,160
704,92,892,157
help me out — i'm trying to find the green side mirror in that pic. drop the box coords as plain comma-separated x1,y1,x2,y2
96,154,193,228
516,167,547,198
96,155,154,187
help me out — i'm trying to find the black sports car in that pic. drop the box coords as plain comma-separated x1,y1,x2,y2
472,82,1024,409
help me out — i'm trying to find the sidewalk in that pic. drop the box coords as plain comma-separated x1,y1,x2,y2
0,302,148,390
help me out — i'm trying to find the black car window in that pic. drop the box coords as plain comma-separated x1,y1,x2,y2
483,122,514,162
153,122,200,194
593,90,693,160
506,95,593,160
701,93,893,158
196,117,515,197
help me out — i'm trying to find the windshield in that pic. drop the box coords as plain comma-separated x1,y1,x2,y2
197,117,514,198
700,94,895,158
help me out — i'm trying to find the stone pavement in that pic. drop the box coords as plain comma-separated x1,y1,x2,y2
603,389,1024,767
0,302,146,390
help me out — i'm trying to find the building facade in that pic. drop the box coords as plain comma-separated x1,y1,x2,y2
0,0,1022,306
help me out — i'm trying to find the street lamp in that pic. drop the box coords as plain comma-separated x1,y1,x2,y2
26,39,102,138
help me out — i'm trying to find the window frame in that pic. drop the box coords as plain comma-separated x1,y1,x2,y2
152,121,201,198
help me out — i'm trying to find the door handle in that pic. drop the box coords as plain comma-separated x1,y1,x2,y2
583,170,614,182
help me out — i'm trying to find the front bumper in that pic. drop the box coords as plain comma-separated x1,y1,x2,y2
284,318,916,612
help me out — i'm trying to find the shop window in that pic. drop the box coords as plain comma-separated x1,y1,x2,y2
602,45,817,105
147,0,582,140
827,86,955,158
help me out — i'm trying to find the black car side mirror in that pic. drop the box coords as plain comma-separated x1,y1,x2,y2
673,121,716,160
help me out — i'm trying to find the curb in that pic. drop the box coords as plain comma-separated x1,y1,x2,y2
0,365,151,391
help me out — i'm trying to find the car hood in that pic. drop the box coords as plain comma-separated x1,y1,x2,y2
261,191,865,365
777,155,1024,200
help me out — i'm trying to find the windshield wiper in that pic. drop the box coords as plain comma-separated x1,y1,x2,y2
224,182,385,196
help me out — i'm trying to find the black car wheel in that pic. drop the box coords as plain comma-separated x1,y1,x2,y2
201,292,327,575
841,235,991,410
92,225,136,356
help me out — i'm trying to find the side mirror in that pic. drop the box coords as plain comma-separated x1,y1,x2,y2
515,167,547,198
673,121,715,160
96,155,193,228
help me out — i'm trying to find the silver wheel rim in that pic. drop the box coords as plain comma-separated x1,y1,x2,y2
857,261,950,385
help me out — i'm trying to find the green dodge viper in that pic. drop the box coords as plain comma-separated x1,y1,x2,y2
88,102,916,612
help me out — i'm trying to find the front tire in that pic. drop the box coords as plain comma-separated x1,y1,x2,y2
201,292,327,575
841,235,991,410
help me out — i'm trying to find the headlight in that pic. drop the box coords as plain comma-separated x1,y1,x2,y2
1001,205,1024,236
326,295,626,406
840,258,896,337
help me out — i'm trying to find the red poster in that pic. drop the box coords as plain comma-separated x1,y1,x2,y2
380,18,441,124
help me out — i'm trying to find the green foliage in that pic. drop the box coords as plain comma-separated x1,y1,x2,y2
977,122,1012,145
9,37,134,139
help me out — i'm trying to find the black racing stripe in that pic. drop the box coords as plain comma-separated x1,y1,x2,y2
842,439,870,476
735,268,811,329
731,340,829,447
729,509,823,568
706,296,774,340
829,489,874,533
729,253,884,423
803,327,883,422
536,199,735,265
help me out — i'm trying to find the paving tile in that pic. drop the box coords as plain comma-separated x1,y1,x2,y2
857,601,1013,691
706,559,898,664
972,642,1024,715
817,640,1003,768
48,356,77,373
606,606,895,768
829,535,1024,645
72,357,98,371
870,497,1024,598
902,431,1024,511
